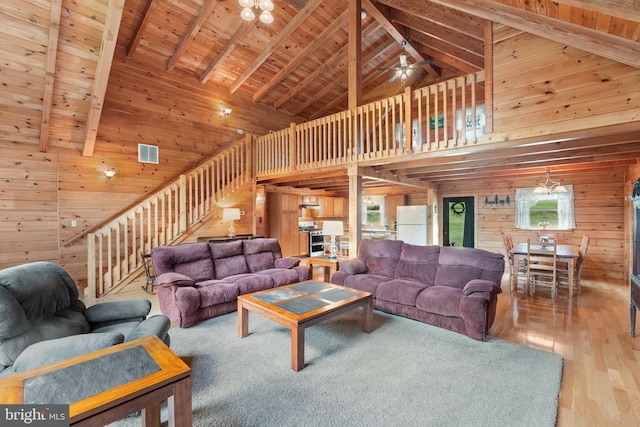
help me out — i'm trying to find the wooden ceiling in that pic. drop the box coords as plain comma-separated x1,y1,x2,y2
121,0,483,120
3,0,640,192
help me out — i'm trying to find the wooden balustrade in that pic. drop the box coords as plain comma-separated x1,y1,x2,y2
256,71,485,177
86,137,253,298
86,71,485,299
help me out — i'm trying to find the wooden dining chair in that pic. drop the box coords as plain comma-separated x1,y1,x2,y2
502,230,526,292
527,238,558,300
558,234,590,296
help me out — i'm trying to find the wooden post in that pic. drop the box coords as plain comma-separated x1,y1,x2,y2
404,86,413,153
348,165,363,257
348,0,362,110
290,122,297,172
484,21,493,135
179,175,187,234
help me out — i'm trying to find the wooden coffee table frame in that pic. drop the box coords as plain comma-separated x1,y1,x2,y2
238,281,374,371
0,335,191,427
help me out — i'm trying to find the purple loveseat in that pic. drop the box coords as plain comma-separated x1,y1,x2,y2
330,239,504,341
152,238,310,327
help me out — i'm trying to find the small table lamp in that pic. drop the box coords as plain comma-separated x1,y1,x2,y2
322,220,344,259
222,208,241,238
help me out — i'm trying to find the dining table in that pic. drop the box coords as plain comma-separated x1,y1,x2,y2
510,242,580,298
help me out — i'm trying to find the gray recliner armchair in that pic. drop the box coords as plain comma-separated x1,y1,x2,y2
0,261,171,377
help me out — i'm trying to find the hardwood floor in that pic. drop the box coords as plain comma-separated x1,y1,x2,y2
103,267,640,425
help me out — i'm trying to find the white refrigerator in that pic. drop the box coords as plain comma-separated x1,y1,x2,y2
397,205,429,245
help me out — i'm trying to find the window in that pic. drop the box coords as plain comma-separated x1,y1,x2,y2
515,186,575,230
363,196,385,225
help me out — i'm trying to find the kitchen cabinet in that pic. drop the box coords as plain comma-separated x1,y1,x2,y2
267,193,302,257
318,196,345,218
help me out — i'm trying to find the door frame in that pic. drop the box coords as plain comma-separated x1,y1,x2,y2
442,196,475,248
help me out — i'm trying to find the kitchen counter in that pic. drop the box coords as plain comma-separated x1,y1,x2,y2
361,229,396,240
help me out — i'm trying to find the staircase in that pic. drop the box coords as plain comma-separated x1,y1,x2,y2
86,136,253,298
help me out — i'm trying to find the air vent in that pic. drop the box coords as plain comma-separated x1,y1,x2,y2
138,144,159,164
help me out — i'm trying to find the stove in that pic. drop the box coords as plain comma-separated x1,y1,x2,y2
299,224,324,256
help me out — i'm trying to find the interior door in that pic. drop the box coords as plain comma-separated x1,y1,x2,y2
443,197,475,248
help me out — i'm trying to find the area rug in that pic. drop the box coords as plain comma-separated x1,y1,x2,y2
111,310,562,427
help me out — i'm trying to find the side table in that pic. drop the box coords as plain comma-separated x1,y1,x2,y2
0,335,191,427
307,256,347,282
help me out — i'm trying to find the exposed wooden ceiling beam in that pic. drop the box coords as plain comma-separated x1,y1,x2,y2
274,23,381,109
409,30,483,71
200,21,254,84
253,10,349,103
39,0,62,153
82,0,125,157
363,0,441,78
381,0,484,40
126,0,158,58
229,0,324,94
167,0,219,72
301,39,397,118
422,0,640,69
361,167,429,188
392,10,483,57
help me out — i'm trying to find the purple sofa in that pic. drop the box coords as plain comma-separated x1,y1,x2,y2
330,239,504,341
152,238,310,327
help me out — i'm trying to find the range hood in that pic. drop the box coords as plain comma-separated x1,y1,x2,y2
300,195,320,208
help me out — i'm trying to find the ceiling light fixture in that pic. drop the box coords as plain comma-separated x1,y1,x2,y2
104,170,116,180
239,0,274,24
222,108,232,117
534,168,567,194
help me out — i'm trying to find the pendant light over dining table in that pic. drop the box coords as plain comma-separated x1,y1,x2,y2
239,0,275,24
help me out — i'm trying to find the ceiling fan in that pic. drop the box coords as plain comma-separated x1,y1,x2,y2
379,41,431,83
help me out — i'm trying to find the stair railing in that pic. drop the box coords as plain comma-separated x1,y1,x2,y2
86,136,253,298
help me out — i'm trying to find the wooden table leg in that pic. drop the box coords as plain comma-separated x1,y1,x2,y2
141,400,161,427
291,325,305,371
568,258,574,298
238,302,249,338
322,266,330,282
166,376,192,427
363,298,373,333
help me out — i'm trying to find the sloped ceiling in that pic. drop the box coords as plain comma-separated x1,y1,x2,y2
2,0,640,189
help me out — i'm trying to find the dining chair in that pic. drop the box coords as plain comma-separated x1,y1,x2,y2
502,230,526,292
527,238,558,300
558,234,590,296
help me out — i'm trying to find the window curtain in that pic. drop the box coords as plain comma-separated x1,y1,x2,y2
515,185,575,229
515,188,534,229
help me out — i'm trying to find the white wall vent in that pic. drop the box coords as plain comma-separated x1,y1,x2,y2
138,144,159,164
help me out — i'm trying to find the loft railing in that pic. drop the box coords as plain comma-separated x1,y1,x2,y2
86,136,252,299
256,71,485,177
85,70,485,299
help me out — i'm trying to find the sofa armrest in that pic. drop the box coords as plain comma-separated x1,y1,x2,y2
275,257,301,269
125,314,171,346
463,279,502,296
85,299,152,328
154,272,196,288
338,259,368,275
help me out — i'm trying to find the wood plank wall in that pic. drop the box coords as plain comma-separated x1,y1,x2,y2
492,24,640,139
439,169,627,283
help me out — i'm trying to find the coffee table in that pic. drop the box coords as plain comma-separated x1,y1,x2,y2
0,335,191,426
237,280,374,371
